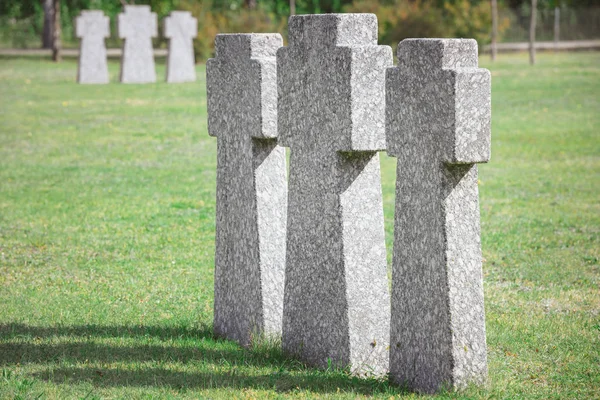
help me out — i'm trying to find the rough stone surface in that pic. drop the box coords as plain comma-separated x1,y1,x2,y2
118,5,157,83
278,14,392,376
76,10,110,84
207,34,287,347
164,11,197,83
386,39,491,393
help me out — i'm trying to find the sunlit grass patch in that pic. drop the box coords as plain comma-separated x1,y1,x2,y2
0,52,599,398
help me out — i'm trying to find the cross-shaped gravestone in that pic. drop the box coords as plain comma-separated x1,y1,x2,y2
207,34,287,347
386,39,491,393
164,11,197,83
118,5,157,83
76,10,109,84
278,14,392,376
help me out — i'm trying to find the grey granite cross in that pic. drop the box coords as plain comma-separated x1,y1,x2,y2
164,11,197,83
207,34,287,347
278,14,392,376
76,10,109,84
118,5,157,83
386,39,491,392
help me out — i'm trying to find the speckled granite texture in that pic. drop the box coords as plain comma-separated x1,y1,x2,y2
386,39,491,393
118,5,157,83
278,14,392,376
207,34,287,347
76,10,109,84
164,11,197,83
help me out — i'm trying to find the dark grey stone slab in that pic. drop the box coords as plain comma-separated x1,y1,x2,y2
207,34,287,347
386,38,491,392
165,11,197,83
76,10,109,84
118,5,157,83
278,14,392,376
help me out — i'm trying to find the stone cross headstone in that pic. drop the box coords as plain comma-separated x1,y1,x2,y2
118,5,157,83
207,34,287,347
278,14,392,376
164,11,197,83
386,39,491,392
76,10,109,84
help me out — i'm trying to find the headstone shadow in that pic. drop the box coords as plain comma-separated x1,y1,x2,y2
31,366,399,394
1,323,404,395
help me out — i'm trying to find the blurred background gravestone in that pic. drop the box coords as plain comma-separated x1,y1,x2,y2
278,14,392,376
207,34,287,347
75,10,109,84
118,5,157,84
165,11,197,83
386,38,491,393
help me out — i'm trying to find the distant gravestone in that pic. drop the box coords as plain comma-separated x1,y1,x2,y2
76,10,109,84
386,39,491,392
207,34,287,346
118,5,157,83
278,14,392,376
164,11,197,83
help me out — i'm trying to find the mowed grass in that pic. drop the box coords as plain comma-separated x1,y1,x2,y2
0,52,598,399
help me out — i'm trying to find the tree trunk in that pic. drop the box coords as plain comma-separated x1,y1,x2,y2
52,0,61,62
554,7,560,49
491,0,498,61
42,0,54,49
290,0,296,15
529,0,537,65
245,0,257,9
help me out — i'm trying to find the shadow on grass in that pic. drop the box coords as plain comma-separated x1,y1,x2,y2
0,323,284,370
31,367,397,395
0,323,402,396
0,323,213,342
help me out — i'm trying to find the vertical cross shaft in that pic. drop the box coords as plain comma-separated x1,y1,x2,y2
207,34,287,346
118,5,157,83
386,39,491,392
76,10,109,84
278,14,392,376
165,11,197,83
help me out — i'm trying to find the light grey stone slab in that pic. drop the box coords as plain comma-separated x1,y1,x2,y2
118,5,157,83
278,14,392,377
386,38,491,393
164,11,197,83
207,34,287,347
76,10,109,84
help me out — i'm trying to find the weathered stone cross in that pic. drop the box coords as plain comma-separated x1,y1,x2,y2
164,11,197,83
75,10,109,84
386,39,491,392
118,5,157,83
278,14,392,376
207,34,287,346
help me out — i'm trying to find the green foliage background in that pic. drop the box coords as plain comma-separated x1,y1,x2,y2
1,0,598,58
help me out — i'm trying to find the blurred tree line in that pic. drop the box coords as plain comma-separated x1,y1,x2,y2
0,0,597,58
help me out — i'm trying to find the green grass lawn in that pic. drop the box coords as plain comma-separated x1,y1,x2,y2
0,52,598,399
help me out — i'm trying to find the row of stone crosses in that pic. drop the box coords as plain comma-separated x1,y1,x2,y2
76,5,197,84
206,13,491,394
